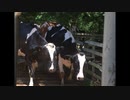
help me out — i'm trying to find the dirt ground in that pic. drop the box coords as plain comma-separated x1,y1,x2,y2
16,61,88,86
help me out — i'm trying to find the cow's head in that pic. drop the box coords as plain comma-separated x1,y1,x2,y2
29,43,57,73
39,22,49,37
44,43,57,73
72,52,87,81
39,21,59,37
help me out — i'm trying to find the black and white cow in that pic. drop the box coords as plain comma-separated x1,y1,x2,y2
18,22,40,56
17,22,57,86
39,22,87,85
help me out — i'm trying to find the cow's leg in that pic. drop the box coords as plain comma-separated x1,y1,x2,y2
58,54,64,86
28,61,38,86
29,75,33,86
28,66,34,86
67,64,74,80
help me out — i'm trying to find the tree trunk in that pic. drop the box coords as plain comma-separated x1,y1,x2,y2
101,12,115,86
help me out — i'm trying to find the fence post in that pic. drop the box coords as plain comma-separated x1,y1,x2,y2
15,12,22,74
101,12,115,86
15,12,22,50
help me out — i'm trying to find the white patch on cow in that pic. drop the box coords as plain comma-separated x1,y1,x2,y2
77,54,86,80
28,68,31,74
48,26,52,31
26,28,37,43
44,32,47,39
60,26,65,30
56,24,61,27
64,30,75,43
41,22,49,28
29,77,33,86
51,32,57,37
45,43,56,71
34,23,40,28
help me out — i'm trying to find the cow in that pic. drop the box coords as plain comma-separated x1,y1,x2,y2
18,22,40,57
17,22,57,86
39,21,87,86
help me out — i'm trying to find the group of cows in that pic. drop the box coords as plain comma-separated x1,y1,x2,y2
17,21,87,86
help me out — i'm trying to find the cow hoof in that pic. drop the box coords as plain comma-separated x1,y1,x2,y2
29,82,34,86
29,84,33,86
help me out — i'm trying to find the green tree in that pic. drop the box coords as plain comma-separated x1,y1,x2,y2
19,12,104,34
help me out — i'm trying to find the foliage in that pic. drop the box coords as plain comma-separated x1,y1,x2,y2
19,12,104,34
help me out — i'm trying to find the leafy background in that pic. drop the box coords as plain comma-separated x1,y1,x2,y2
19,12,104,34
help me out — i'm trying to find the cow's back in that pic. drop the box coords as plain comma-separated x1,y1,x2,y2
18,22,37,52
46,25,76,47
